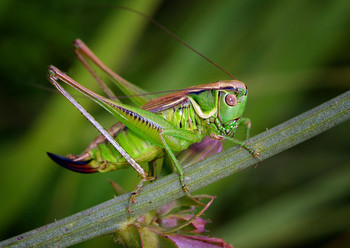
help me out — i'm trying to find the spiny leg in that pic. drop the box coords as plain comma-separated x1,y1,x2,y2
72,42,159,211
210,133,261,161
159,133,205,206
237,117,252,140
232,118,261,161
74,42,118,101
128,178,150,213
49,67,153,212
74,39,151,107
128,160,160,213
148,158,160,181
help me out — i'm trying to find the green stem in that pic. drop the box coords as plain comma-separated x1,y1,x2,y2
1,91,349,247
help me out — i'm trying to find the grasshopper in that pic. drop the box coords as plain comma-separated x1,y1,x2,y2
47,39,259,212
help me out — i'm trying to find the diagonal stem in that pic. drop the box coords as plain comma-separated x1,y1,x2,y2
1,91,349,248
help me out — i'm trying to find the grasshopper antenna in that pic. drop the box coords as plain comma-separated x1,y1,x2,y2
101,5,237,80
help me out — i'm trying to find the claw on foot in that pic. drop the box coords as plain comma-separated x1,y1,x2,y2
127,177,150,213
181,184,206,206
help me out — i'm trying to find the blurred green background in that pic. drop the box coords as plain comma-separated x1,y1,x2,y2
1,0,349,247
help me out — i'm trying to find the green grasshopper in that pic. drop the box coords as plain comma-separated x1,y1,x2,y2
47,39,259,211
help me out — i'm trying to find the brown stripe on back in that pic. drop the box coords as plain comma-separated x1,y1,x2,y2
142,80,246,113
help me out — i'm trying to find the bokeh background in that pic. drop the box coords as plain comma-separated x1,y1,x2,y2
1,0,349,247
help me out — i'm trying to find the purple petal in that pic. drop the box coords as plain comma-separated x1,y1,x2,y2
189,217,207,233
160,217,178,228
165,234,233,248
157,200,177,215
178,137,223,166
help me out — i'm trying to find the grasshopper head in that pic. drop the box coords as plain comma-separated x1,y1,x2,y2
217,82,248,136
186,80,248,136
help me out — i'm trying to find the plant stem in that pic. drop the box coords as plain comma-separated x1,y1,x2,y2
1,90,349,248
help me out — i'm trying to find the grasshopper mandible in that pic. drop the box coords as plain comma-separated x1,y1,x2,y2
47,39,259,212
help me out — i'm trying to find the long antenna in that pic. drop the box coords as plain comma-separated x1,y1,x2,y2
103,5,237,80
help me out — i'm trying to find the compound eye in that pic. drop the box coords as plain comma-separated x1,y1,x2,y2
225,94,237,107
